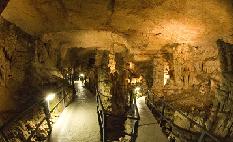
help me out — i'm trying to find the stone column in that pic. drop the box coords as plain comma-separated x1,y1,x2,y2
96,50,112,111
153,55,165,91
111,52,129,115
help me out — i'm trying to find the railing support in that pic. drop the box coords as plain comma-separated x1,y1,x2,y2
43,101,52,135
147,90,220,142
62,92,65,109
198,131,205,142
96,90,140,142
102,113,106,142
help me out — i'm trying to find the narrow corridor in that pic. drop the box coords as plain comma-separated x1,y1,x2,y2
48,82,100,142
136,96,168,142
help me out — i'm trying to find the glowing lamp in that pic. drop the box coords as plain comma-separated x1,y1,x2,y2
46,93,56,101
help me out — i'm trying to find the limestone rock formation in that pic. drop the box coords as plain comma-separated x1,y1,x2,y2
0,16,62,125
0,0,232,141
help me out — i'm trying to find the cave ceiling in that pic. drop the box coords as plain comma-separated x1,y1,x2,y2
1,0,233,61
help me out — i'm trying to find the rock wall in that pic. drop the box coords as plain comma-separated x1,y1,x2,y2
96,50,112,111
212,40,233,140
0,16,34,112
149,41,233,141
111,52,130,115
0,16,60,125
0,86,73,142
96,49,132,115
152,43,220,108
135,60,153,90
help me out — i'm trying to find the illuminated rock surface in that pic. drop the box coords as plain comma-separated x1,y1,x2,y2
0,0,232,141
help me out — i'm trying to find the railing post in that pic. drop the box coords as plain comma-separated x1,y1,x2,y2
129,90,133,109
72,74,76,101
162,101,165,117
102,113,106,142
43,101,52,135
132,120,139,142
198,131,205,142
62,87,65,109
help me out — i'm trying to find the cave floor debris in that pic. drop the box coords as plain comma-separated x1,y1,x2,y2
136,96,168,142
48,83,100,142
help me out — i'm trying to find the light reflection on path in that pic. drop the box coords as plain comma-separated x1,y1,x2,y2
48,82,100,142
136,96,168,142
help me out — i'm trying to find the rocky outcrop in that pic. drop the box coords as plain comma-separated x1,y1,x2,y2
0,0,232,141
0,16,34,112
147,40,233,141
0,86,73,142
0,16,62,126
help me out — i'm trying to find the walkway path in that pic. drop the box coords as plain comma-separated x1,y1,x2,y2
48,83,100,142
136,96,168,142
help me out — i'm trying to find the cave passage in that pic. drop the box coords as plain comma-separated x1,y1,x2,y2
48,82,100,142
46,80,168,142
0,0,233,142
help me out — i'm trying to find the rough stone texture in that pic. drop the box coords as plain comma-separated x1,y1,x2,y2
0,16,34,113
1,85,73,142
0,0,231,62
97,50,113,111
0,16,62,126
96,49,132,115
2,0,233,46
111,51,130,115
0,0,232,141
2,106,48,142
135,60,154,89
148,40,233,141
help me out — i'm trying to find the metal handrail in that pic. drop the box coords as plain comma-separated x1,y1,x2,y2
50,86,71,113
0,85,68,129
147,90,220,142
96,90,140,142
96,94,106,141
0,100,43,130
0,99,48,142
0,84,73,142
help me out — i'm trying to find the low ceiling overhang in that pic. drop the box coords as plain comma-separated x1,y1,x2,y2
1,0,233,62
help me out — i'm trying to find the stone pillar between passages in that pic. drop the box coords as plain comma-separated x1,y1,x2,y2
96,50,112,111
111,52,129,115
153,55,165,96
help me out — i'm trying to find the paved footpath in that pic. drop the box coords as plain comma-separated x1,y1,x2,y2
48,84,168,142
136,96,168,142
48,83,100,142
